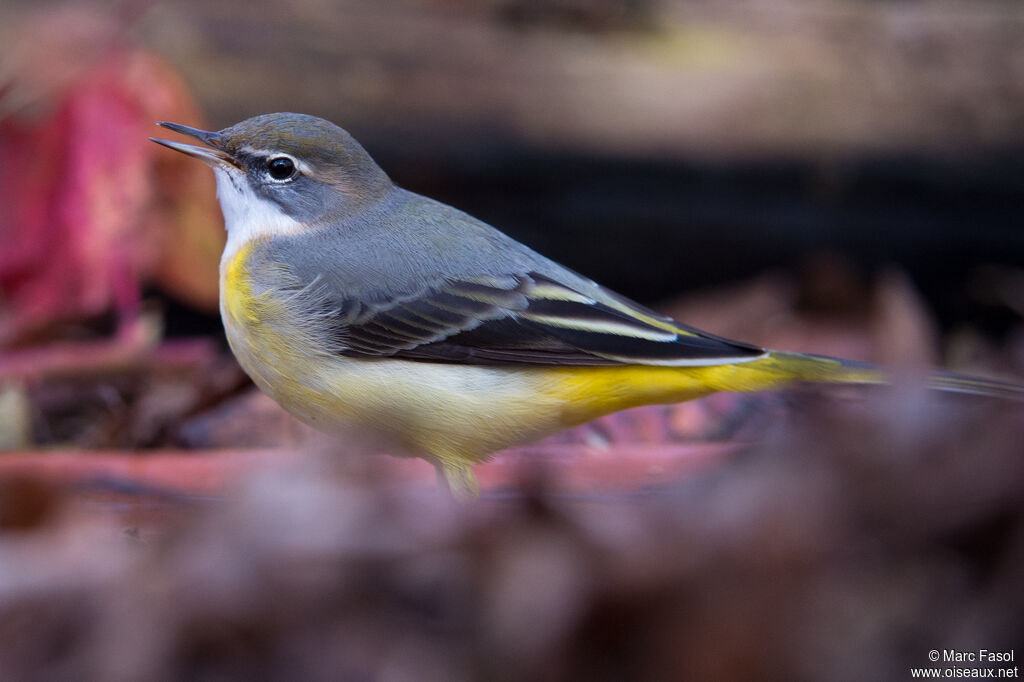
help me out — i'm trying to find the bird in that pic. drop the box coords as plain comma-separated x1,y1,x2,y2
151,112,1021,497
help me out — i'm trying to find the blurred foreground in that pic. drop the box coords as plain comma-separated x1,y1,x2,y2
0,386,1020,680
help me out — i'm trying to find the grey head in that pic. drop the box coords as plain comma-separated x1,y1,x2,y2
151,112,392,227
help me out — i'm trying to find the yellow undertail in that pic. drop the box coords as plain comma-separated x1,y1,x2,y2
437,351,1022,498
547,351,885,429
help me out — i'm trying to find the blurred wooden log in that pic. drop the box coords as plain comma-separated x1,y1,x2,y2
127,0,1024,156
0,339,218,382
0,441,738,498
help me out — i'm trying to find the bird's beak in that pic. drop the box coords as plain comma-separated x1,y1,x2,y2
150,122,240,169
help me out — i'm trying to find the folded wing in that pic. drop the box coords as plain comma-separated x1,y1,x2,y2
325,271,765,367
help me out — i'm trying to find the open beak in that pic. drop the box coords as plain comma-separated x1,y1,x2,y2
150,122,240,169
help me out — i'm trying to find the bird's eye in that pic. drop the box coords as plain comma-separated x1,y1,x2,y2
266,156,297,181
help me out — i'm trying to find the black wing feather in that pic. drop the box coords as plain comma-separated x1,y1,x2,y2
328,272,763,367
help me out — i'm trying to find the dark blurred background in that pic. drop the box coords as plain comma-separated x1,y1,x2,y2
130,0,1024,335
7,0,1023,338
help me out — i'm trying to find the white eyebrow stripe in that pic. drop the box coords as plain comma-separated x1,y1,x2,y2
236,147,314,175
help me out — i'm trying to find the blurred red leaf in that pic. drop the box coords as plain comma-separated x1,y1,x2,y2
0,6,223,346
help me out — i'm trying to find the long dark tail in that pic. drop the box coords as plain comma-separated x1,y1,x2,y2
763,350,1024,401
924,370,1024,400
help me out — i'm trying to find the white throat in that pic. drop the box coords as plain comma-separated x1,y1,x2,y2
214,167,304,265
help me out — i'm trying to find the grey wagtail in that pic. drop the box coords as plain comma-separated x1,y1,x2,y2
151,112,1022,497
